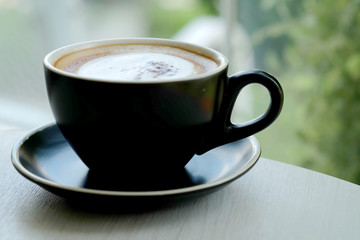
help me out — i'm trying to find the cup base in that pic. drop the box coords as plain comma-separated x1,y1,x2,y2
85,167,193,191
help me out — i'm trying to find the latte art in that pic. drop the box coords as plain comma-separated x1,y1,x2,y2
54,44,218,81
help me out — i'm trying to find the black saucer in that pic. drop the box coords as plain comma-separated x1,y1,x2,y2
11,123,260,209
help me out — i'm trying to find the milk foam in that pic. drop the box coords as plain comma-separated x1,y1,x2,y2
55,44,218,81
77,53,194,81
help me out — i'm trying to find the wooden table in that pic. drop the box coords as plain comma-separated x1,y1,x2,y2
1,129,359,240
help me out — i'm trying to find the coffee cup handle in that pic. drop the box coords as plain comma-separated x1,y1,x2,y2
197,70,284,154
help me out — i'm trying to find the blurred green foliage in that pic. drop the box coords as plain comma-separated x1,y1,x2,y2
239,0,360,183
290,0,360,182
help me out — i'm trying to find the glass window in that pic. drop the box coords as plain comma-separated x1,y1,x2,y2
1,0,359,184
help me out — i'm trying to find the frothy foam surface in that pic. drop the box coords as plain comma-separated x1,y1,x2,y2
78,53,194,81
54,44,218,81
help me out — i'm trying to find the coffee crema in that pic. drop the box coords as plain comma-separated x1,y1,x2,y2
54,44,219,81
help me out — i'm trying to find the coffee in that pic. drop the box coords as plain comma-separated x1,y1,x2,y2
54,44,219,81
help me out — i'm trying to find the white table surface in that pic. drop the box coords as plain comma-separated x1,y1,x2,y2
1,129,360,240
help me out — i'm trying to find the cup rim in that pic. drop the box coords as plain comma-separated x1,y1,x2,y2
43,38,229,84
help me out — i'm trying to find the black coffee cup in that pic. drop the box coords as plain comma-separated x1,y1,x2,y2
43,38,283,175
